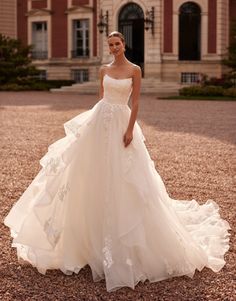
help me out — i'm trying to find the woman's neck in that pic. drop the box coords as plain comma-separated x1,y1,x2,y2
112,53,128,66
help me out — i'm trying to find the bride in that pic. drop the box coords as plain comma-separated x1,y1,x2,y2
4,31,231,292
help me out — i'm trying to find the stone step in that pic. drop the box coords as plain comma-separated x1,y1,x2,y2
51,80,181,96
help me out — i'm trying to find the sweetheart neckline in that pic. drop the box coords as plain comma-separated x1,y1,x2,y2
104,74,132,81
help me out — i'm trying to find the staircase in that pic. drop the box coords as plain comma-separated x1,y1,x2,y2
51,78,182,97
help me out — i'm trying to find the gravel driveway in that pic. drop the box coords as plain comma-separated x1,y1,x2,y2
0,92,235,301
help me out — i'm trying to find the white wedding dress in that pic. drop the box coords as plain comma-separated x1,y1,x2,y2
4,74,231,292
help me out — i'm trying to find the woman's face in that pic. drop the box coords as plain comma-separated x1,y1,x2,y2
107,36,125,56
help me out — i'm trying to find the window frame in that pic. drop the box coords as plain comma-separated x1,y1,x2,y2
31,21,48,60
72,19,90,58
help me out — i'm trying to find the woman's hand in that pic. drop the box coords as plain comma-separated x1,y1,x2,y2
123,129,133,147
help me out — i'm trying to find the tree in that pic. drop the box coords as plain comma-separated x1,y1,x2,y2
222,20,236,73
0,34,39,84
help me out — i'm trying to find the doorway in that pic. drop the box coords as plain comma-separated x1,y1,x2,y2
179,2,201,60
118,3,144,75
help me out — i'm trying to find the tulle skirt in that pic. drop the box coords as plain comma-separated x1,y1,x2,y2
4,98,231,292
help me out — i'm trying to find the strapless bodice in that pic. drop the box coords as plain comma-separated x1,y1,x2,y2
102,74,133,105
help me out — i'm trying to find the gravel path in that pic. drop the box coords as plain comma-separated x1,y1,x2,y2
0,92,235,301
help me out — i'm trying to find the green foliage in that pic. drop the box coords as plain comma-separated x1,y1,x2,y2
223,87,236,98
38,80,76,88
202,74,234,88
199,86,224,96
0,79,75,91
0,34,39,84
179,86,204,96
222,20,236,73
0,35,76,90
0,83,27,91
179,85,236,97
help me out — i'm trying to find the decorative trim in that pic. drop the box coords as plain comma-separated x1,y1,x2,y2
26,9,52,16
65,6,94,14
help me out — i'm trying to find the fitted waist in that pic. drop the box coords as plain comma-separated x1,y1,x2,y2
102,97,129,106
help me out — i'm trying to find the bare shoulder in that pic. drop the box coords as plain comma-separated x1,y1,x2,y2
130,63,141,78
99,64,109,77
133,64,141,74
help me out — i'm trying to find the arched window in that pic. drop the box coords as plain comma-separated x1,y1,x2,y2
179,2,201,60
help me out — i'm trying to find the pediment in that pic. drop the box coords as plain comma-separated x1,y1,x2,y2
26,9,52,17
65,5,94,14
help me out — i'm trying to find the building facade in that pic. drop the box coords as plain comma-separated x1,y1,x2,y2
1,0,236,83
0,0,17,38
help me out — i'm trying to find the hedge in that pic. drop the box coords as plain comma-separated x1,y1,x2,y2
179,85,236,98
0,79,75,91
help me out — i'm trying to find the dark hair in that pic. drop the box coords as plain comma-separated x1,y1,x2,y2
108,31,125,43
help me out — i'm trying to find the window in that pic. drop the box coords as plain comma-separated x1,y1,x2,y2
181,72,200,84
32,22,48,59
38,70,47,80
179,2,201,61
31,70,47,80
71,69,89,83
72,19,89,58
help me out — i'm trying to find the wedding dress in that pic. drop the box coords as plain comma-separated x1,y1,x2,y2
4,74,231,292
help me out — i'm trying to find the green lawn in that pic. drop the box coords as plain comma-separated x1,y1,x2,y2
163,95,236,101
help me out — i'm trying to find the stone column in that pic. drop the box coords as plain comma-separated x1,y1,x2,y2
144,0,162,79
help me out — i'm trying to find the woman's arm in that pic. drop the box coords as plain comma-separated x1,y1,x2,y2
123,65,142,147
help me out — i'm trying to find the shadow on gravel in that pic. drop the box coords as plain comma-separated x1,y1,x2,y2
0,91,98,111
138,98,236,146
0,92,236,145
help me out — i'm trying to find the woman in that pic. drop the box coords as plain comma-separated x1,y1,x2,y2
99,32,141,149
4,31,231,292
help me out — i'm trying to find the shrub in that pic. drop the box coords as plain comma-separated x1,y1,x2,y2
0,34,75,90
0,79,75,91
43,80,75,89
0,34,39,84
30,82,50,90
179,86,203,96
223,88,236,98
201,86,224,96
203,76,234,88
222,20,236,73
0,83,29,91
179,85,225,97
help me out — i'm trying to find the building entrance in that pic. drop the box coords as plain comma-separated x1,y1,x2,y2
118,3,144,75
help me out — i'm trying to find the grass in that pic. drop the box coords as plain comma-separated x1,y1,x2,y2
162,95,236,101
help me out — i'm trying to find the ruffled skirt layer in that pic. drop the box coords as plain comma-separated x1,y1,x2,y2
4,98,231,292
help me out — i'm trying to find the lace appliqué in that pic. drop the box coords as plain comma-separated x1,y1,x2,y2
65,121,82,137
101,102,114,131
163,230,194,276
163,258,193,276
124,145,133,174
58,183,70,202
43,182,70,247
102,235,114,268
101,100,129,130
44,217,61,247
64,116,92,138
101,100,131,270
44,157,65,176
